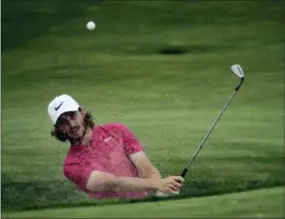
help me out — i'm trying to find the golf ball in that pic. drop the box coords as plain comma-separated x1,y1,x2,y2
86,21,96,31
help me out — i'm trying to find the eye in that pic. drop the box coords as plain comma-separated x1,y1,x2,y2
70,112,76,119
57,120,68,127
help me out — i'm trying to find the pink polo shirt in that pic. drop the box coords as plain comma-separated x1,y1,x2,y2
63,123,147,199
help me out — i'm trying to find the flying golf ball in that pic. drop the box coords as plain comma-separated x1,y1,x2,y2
86,21,96,31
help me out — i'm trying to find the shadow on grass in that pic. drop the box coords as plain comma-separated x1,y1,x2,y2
2,178,283,212
1,179,88,212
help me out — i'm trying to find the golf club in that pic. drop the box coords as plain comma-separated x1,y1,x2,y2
180,64,245,178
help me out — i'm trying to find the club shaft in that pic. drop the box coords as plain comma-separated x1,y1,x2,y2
181,89,238,177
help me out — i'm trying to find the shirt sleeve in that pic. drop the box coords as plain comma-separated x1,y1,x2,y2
115,123,144,156
63,160,94,192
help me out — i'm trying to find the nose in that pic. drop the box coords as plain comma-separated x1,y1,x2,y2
68,119,77,128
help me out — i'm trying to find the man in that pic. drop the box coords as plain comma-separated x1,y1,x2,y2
48,94,184,199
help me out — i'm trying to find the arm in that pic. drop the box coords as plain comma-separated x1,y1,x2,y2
115,123,162,179
86,171,158,192
112,123,182,196
130,151,161,179
86,171,183,194
64,161,159,193
64,160,183,194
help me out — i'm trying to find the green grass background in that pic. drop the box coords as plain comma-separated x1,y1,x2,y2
2,0,284,217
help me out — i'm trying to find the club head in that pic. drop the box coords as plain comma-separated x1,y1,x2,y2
231,64,244,79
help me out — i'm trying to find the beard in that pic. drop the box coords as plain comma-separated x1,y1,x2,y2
68,123,88,144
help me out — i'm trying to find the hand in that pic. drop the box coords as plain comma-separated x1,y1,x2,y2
153,176,184,195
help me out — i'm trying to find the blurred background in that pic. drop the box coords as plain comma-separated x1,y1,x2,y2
2,0,284,217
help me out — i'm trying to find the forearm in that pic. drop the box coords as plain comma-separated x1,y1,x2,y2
86,171,158,193
113,176,157,193
139,167,162,179
136,167,162,194
129,152,162,179
149,167,161,178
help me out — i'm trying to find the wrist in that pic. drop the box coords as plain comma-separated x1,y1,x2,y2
149,178,159,190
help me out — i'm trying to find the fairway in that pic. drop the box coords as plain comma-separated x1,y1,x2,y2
3,187,284,218
2,0,284,217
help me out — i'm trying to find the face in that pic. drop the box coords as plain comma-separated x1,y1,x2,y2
55,110,86,141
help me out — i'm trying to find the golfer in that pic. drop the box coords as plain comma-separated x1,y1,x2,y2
48,94,184,199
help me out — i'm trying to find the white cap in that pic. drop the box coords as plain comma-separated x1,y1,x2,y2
48,94,80,125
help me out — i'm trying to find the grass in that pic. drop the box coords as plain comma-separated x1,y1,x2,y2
2,187,284,218
2,0,284,216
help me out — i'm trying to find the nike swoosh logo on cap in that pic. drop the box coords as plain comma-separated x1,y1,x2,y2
54,101,64,111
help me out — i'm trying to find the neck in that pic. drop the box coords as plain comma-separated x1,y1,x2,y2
72,126,93,146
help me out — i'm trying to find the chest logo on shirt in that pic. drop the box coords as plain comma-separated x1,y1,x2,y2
104,136,112,142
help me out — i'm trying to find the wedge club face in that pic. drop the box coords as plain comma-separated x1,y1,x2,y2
231,64,244,79
231,64,245,91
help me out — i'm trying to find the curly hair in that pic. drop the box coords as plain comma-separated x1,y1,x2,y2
50,109,95,143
